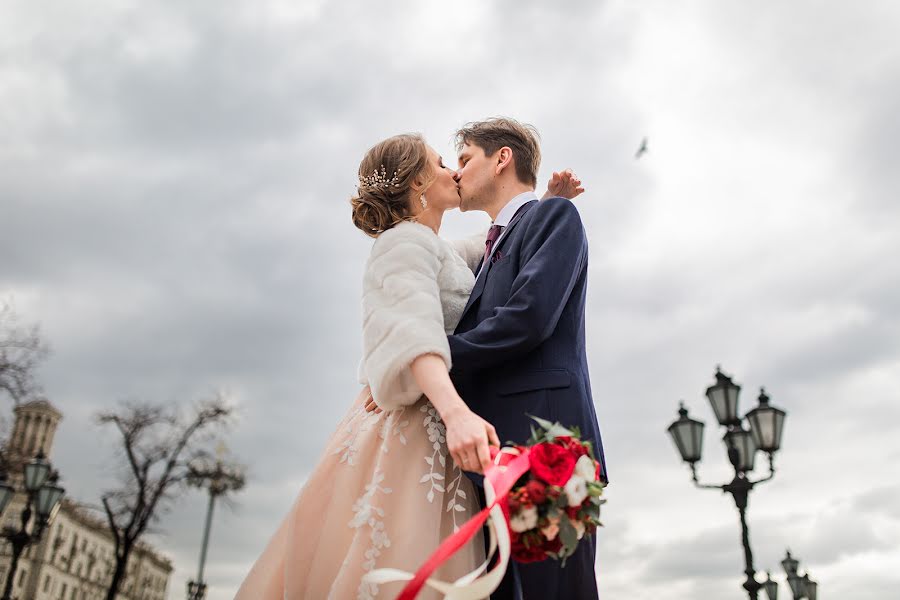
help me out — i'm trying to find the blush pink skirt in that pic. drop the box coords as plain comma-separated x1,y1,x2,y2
234,388,484,600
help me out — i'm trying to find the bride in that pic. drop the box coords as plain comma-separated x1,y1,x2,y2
234,133,583,600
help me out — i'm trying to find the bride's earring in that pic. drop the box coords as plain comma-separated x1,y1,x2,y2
420,194,427,209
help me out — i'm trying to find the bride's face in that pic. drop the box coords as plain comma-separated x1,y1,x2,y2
421,146,461,211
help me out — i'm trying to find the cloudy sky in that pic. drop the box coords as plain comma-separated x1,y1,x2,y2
2,0,899,598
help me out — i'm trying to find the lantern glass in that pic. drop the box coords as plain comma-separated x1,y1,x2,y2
763,574,778,600
787,574,806,598
782,550,799,576
24,454,51,493
0,480,13,515
667,404,705,463
36,482,65,522
746,389,787,453
724,427,757,472
706,368,742,426
805,578,817,600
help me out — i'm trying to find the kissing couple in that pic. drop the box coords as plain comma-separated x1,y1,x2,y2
235,117,607,600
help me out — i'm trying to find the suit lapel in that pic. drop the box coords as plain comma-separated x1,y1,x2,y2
459,200,538,321
487,199,536,261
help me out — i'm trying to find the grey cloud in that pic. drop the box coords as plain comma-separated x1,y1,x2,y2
854,484,900,520
643,504,894,589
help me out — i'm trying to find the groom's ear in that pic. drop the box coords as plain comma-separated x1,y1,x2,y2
494,146,514,177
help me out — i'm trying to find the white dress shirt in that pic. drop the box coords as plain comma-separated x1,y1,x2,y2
475,190,539,277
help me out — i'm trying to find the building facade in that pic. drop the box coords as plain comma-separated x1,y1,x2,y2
0,400,172,600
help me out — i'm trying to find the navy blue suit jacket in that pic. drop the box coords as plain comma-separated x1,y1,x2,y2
449,197,607,484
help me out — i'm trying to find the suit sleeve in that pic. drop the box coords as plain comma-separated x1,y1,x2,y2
448,198,587,371
361,223,452,411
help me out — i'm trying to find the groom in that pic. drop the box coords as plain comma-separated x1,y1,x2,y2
448,117,606,600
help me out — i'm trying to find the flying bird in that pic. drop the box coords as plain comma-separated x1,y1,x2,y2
635,137,648,159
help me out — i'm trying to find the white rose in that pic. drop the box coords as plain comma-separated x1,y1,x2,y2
574,454,597,482
509,505,538,532
564,474,588,507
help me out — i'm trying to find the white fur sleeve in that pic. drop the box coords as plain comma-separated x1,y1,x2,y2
447,228,489,273
361,223,451,411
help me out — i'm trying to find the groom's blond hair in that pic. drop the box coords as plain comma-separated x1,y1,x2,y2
455,117,541,187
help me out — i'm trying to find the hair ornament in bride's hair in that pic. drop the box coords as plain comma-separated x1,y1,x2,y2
358,165,401,190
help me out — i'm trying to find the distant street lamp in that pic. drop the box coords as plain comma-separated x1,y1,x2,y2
804,575,818,600
781,550,818,600
0,450,66,600
185,447,245,600
667,366,787,600
763,571,778,600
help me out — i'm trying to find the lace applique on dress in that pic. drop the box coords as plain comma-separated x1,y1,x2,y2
334,406,383,466
349,409,398,600
379,408,410,449
419,403,469,532
349,466,393,599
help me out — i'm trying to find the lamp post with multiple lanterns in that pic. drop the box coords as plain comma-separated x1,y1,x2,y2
0,450,66,600
185,447,245,600
667,366,787,600
771,550,818,600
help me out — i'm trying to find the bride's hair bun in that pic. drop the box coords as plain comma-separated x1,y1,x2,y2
351,134,433,238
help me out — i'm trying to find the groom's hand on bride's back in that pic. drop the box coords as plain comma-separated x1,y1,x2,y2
444,408,501,475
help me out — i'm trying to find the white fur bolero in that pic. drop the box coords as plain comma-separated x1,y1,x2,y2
358,222,485,411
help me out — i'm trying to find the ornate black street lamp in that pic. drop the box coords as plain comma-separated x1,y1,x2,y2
667,366,787,600
0,450,66,600
185,448,245,600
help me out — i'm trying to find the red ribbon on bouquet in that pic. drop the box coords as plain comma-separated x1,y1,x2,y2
396,447,532,600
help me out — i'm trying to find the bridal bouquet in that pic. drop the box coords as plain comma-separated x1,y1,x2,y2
364,417,606,599
503,417,606,564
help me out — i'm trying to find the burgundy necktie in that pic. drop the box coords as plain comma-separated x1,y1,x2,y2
483,224,504,266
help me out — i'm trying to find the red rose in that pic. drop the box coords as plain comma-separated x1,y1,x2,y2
565,505,580,520
556,436,589,459
525,479,548,505
543,535,563,554
512,533,549,564
519,489,535,509
529,443,577,486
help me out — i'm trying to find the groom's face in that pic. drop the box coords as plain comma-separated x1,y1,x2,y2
456,141,495,213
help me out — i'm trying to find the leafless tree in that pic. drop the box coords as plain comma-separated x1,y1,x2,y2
0,300,49,405
95,393,233,600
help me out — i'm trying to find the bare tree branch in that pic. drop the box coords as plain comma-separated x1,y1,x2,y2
95,392,233,600
101,495,122,549
0,301,49,405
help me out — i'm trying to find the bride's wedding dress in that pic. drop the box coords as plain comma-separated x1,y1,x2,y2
235,222,488,600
